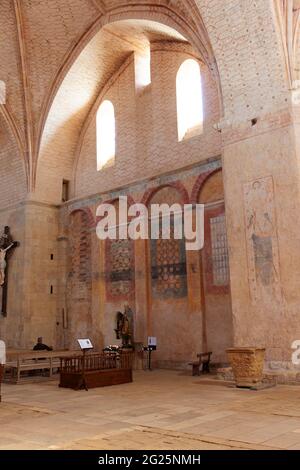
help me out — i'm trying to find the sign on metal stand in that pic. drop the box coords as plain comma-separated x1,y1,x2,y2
144,337,157,371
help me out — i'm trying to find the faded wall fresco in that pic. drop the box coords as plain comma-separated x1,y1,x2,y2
244,176,282,305
60,160,229,366
203,205,230,295
151,229,187,299
67,210,93,348
105,238,135,301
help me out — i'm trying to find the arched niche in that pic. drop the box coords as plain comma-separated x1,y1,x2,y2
197,169,233,364
66,210,93,348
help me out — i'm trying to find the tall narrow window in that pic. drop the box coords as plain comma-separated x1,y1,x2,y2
96,100,116,171
62,179,69,202
0,80,6,104
134,46,151,91
176,59,203,141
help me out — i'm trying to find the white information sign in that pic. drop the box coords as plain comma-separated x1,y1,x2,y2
148,337,157,350
77,339,93,350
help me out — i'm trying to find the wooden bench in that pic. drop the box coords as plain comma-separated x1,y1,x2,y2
4,350,79,384
189,352,212,376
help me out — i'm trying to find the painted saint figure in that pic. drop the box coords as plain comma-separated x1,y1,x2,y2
246,181,276,287
244,177,282,305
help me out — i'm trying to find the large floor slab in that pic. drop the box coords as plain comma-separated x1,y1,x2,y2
1,370,300,450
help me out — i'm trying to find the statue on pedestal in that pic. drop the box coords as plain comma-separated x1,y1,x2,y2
115,304,134,348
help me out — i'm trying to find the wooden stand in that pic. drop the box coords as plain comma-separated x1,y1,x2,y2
60,368,132,390
76,349,88,391
59,352,133,390
0,364,3,402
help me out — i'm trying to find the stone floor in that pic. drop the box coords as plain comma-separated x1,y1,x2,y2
2,370,300,450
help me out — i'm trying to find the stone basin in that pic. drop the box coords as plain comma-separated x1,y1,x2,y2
226,347,266,388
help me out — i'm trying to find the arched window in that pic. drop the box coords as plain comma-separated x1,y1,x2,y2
96,100,116,171
0,80,6,104
176,59,203,142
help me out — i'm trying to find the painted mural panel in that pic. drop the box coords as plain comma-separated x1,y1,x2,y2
210,214,230,287
203,205,230,294
244,176,282,304
105,238,135,301
151,222,187,299
67,210,93,347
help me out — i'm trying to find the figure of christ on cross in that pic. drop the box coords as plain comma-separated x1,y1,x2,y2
0,243,14,285
0,227,19,316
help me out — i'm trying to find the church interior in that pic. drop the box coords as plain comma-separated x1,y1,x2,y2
2,0,300,452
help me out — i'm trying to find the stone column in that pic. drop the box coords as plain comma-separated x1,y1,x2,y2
221,109,300,366
22,202,60,349
134,238,149,344
56,233,68,349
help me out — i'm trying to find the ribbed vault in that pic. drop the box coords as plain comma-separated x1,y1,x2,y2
0,0,291,200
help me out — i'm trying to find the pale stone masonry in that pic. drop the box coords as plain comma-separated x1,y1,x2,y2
1,1,300,376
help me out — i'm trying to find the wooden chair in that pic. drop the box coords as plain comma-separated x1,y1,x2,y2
189,352,212,376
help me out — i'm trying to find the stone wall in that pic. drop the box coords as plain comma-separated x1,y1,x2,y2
0,202,59,349
0,205,26,347
75,44,221,199
2,1,300,374
223,122,300,365
60,158,232,367
0,115,27,209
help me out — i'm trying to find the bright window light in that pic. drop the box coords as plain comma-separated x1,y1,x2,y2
176,59,203,141
96,100,116,171
134,46,151,90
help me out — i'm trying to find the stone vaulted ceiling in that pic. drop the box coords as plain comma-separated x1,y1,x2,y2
0,0,293,197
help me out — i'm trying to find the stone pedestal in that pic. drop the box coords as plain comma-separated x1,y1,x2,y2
226,347,265,388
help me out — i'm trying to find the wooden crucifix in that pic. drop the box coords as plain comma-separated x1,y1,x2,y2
0,226,19,317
